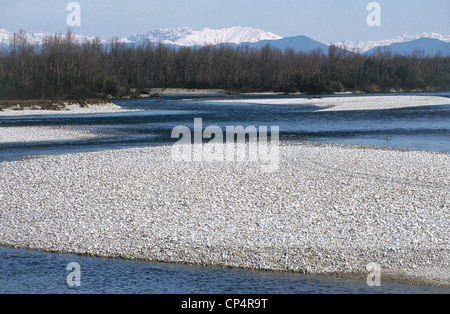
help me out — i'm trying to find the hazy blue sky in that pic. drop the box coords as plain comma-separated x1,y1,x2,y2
1,0,449,43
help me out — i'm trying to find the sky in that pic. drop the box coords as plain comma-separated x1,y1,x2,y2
0,0,449,43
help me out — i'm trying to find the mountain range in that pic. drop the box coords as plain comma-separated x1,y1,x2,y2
363,37,450,56
333,33,450,53
1,26,449,56
126,26,282,46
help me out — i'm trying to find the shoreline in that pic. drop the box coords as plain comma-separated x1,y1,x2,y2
204,95,450,111
0,101,141,117
0,242,446,288
0,143,448,287
1,92,448,116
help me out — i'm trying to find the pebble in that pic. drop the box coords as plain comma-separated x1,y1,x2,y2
0,142,448,287
0,126,99,143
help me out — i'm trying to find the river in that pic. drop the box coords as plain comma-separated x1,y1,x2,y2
1,92,449,294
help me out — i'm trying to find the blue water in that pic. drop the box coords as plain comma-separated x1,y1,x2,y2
1,92,449,162
1,92,449,294
1,246,448,294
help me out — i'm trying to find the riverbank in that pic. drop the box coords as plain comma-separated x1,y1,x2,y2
0,143,448,287
205,95,450,111
2,93,449,115
0,101,139,116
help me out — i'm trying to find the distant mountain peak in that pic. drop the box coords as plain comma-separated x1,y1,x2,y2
128,27,194,45
127,26,282,46
334,32,450,53
363,37,450,56
0,28,107,46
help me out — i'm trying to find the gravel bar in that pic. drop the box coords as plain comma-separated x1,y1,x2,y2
0,126,100,143
0,102,138,116
0,143,448,287
206,95,450,111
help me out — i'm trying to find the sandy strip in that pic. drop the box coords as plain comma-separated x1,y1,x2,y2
0,126,100,143
205,95,450,111
0,143,448,287
0,103,138,117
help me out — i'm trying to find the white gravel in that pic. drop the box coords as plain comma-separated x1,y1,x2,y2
0,143,448,287
206,95,450,111
0,102,137,116
0,126,100,143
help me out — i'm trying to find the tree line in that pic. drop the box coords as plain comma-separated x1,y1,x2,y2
1,30,449,101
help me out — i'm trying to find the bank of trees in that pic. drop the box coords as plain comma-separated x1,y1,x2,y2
1,30,449,101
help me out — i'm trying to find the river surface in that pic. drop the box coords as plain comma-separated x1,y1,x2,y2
1,92,449,162
1,246,448,294
1,92,449,294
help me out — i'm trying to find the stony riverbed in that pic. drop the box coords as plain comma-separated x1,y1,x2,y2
0,143,448,287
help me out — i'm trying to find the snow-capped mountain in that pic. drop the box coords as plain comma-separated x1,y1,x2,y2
364,37,450,56
0,28,107,46
0,28,11,45
334,33,450,53
127,27,193,46
127,26,282,46
1,26,449,57
177,26,282,46
1,26,281,47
